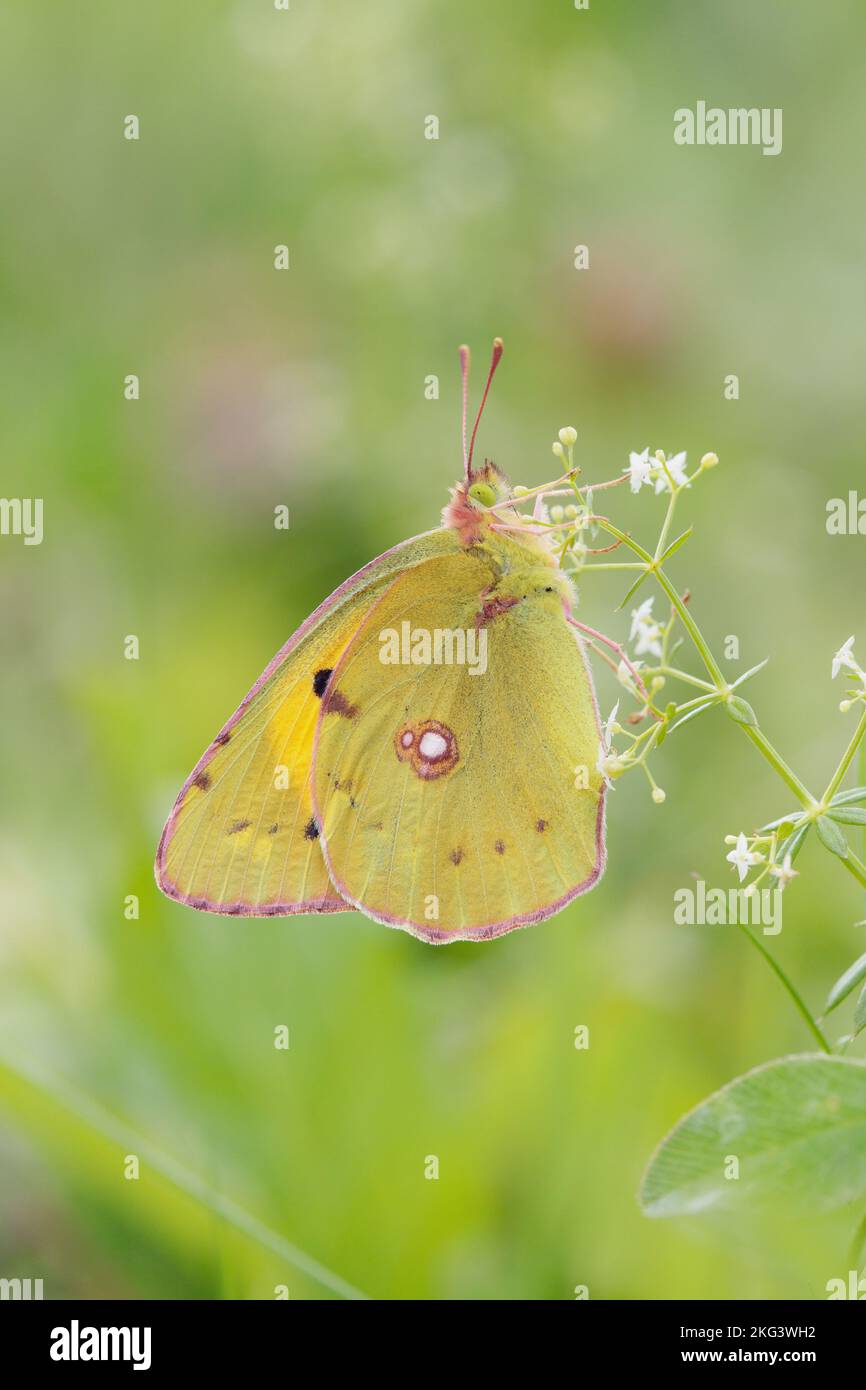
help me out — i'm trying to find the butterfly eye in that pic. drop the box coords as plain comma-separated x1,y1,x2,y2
468,481,497,507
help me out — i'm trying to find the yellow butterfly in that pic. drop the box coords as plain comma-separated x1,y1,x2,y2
155,341,606,942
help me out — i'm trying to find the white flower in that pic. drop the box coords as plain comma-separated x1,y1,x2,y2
625,448,652,494
630,597,663,658
630,598,654,641
617,657,643,689
633,626,662,658
769,853,798,890
596,702,622,789
596,748,624,789
653,451,688,495
725,832,762,883
601,701,620,745
831,636,859,680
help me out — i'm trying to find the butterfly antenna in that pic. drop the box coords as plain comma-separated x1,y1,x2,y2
466,337,504,478
459,343,470,480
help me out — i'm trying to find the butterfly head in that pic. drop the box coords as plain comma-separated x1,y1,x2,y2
467,458,511,508
443,460,514,545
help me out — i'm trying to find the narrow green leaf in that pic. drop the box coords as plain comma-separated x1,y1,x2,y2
615,568,652,612
730,657,769,690
760,811,803,833
724,695,758,727
777,820,810,863
830,787,866,807
829,806,866,826
668,699,716,733
855,983,866,1037
658,527,693,564
640,1055,866,1217
816,815,849,858
824,951,866,1014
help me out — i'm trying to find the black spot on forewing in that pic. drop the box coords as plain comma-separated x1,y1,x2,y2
494,840,505,855
535,819,549,833
313,668,333,698
450,848,464,866
304,817,320,840
268,824,279,835
193,770,211,791
228,819,251,835
214,731,231,746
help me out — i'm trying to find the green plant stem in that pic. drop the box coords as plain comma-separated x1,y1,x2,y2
652,567,725,687
861,736,866,914
654,488,679,560
649,665,715,692
592,517,816,808
848,1207,866,1273
840,849,866,891
739,725,815,810
822,706,866,804
736,925,831,1054
576,561,646,572
597,519,726,687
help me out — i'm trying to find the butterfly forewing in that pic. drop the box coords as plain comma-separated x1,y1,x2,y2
155,529,461,915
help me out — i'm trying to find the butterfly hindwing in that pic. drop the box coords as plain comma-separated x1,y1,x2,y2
312,548,606,941
155,528,461,915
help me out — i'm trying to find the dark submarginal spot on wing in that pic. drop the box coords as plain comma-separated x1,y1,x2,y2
228,819,251,835
304,817,320,840
323,687,359,719
450,848,464,866
332,775,359,808
535,819,549,833
214,731,231,746
494,839,506,855
193,770,211,791
313,668,333,697
268,823,279,835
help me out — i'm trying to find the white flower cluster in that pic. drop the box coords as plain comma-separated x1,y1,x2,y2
724,832,797,891
832,636,866,710
625,447,718,496
629,597,663,658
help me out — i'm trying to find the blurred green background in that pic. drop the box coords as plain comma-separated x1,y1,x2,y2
2,0,865,1300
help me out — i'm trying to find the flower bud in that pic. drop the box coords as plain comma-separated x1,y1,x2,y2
558,426,578,446
651,787,666,804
